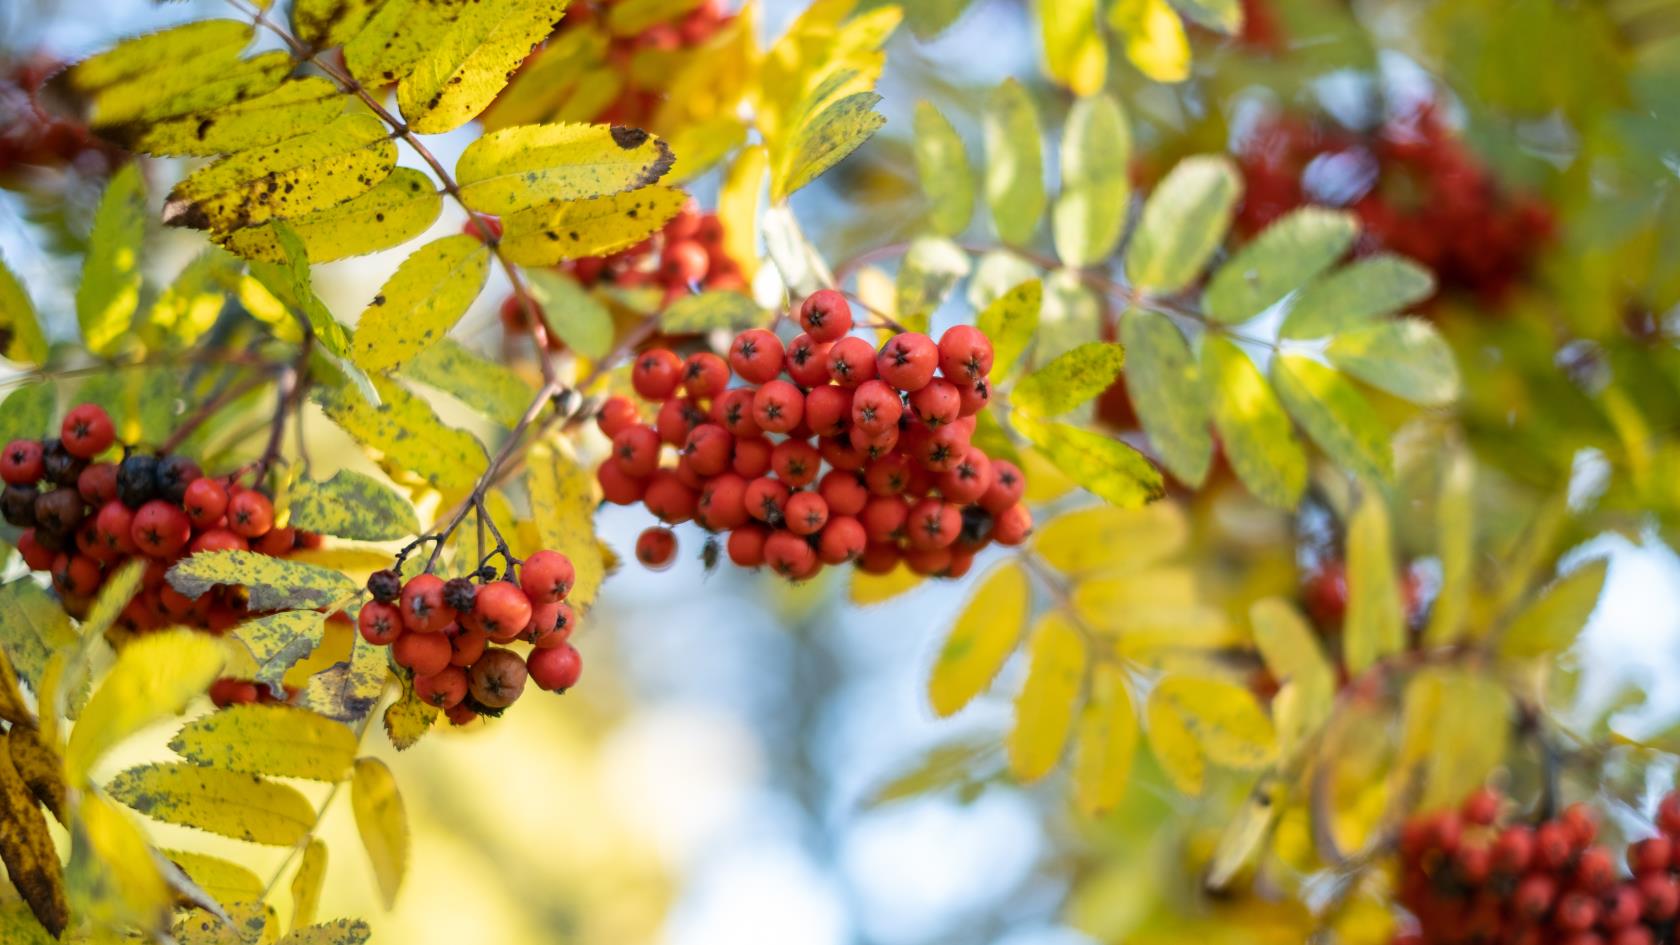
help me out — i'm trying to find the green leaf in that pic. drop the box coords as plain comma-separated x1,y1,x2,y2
301,638,387,723
927,562,1030,716
1015,413,1166,507
108,762,315,846
162,113,397,234
895,236,971,330
402,339,534,428
0,384,56,447
247,225,354,361
1008,611,1088,781
1203,208,1358,324
221,168,443,264
314,375,489,491
982,79,1046,246
350,235,491,373
69,20,253,93
1326,318,1460,407
65,630,225,784
1039,0,1107,96
1343,492,1404,674
659,291,768,333
904,0,976,38
1497,559,1610,660
1425,450,1475,647
776,91,888,200
500,186,688,266
526,270,614,360
967,250,1040,311
284,470,420,541
458,123,675,215
350,758,408,909
292,0,385,47
76,163,147,357
1125,155,1240,294
1121,309,1212,486
232,611,331,698
1013,341,1126,417
0,257,50,366
167,551,358,612
395,0,570,134
1108,0,1190,83
170,704,358,782
1202,336,1305,508
1280,254,1435,339
1053,93,1130,268
1270,353,1392,484
0,580,77,695
605,0,705,34
911,102,974,237
975,279,1042,382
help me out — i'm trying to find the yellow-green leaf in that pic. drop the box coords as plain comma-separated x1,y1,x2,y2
0,384,53,448
278,918,372,945
1280,254,1435,339
1401,668,1511,812
382,684,437,751
221,168,442,264
163,114,396,233
1108,0,1190,82
527,440,607,610
76,163,146,356
776,91,888,200
849,565,925,606
975,279,1042,382
161,851,263,908
302,638,388,724
107,762,314,845
351,235,490,373
1033,501,1187,575
1270,353,1392,484
142,251,240,350
1126,155,1239,293
169,551,358,612
89,50,290,131
526,269,614,360
927,562,1030,716
1121,308,1213,486
1053,93,1130,267
0,257,50,366
500,186,687,266
285,470,419,542
1206,775,1282,889
1013,341,1126,417
118,77,343,157
236,612,331,698
1149,675,1276,769
292,0,384,48
344,0,468,87
1039,0,1107,95
1425,449,1475,646
660,291,768,333
396,0,571,134
350,758,407,909
1326,317,1460,407
0,580,77,694
70,20,252,93
457,123,675,215
1249,598,1333,695
402,338,532,428
1343,492,1403,674
1144,679,1205,794
1203,336,1305,508
245,226,353,359
170,704,357,782
1203,208,1358,324
911,101,974,237
66,793,170,932
1071,664,1137,814
1496,559,1609,660
65,631,224,784
895,236,971,329
315,375,489,492
1175,0,1243,31
290,841,327,931
982,79,1046,246
1015,413,1166,508
1007,611,1088,781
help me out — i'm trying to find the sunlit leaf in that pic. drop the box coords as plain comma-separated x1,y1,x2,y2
1203,336,1306,507
395,0,570,134
222,168,443,265
526,269,615,360
0,581,76,696
975,279,1042,382
1053,93,1130,267
302,638,387,724
1125,155,1239,293
69,20,253,93
982,79,1046,246
457,123,675,215
1013,341,1126,417
527,440,607,610
1270,353,1392,484
1149,675,1276,769
171,704,357,782
351,235,491,373
291,841,327,931
500,186,688,266
660,291,768,333
0,257,50,366
76,164,146,356
284,469,419,542
161,850,263,909
350,757,407,909
1425,449,1475,646
1280,254,1435,339
1071,664,1137,814
1496,559,1609,660
1039,0,1107,96
382,683,438,751
65,631,224,784
314,375,489,492
1326,318,1460,407
1343,492,1403,675
67,793,170,933
1015,413,1165,508
107,762,315,845
927,562,1030,716
169,551,358,612
402,339,533,428
1206,775,1282,890
1108,0,1190,83
278,919,372,945
1008,611,1088,781
849,565,924,606
1033,501,1187,576
1203,208,1358,324
776,92,887,200
911,101,974,237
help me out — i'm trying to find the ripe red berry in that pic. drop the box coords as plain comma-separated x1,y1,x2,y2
1643,872,1680,920
857,542,898,574
784,492,829,536
729,328,784,384
528,643,583,692
991,503,1033,546
906,498,960,551
597,396,640,439
877,333,938,391
909,379,961,428
752,379,805,434
850,379,901,435
784,333,833,388
939,447,995,505
358,601,404,645
94,500,138,555
802,385,852,438
938,325,994,382
176,477,226,529
850,423,898,462
697,473,749,531
52,553,101,597
764,529,816,579
682,352,730,399
1576,844,1617,892
1555,890,1600,932
1536,820,1574,870
525,601,575,648
521,549,574,603
17,530,54,571
904,546,953,576
644,470,699,524
683,423,733,477
399,573,454,633
473,581,533,641
393,630,452,676
1659,792,1680,837
209,678,261,708
255,526,296,556
1631,837,1673,876
77,463,118,505
661,239,710,285
632,348,684,400
1604,884,1644,930
1491,825,1534,874
744,476,790,525
469,648,528,708
1461,786,1501,826
817,516,866,564
799,289,853,343
60,404,115,459
770,439,820,487
0,440,42,486
914,423,969,472
637,526,678,569
446,623,488,667
862,495,909,543
612,425,661,479
727,524,769,567
827,336,878,386
463,215,502,242
1513,873,1558,921
731,436,772,478
414,666,469,709
131,500,191,558
191,528,248,554
818,470,868,517
713,388,761,438
656,396,706,446
227,490,274,538
1563,803,1598,845
955,377,991,416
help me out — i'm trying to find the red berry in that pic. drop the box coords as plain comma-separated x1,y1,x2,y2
955,377,991,416
784,333,833,388
598,456,648,505
799,289,853,343
1576,845,1617,892
94,500,138,555
1631,837,1673,876
17,530,54,571
764,529,816,579
473,581,533,641
77,463,118,505
817,516,866,564
683,424,733,477
209,679,261,708
728,329,784,384
528,643,583,692
906,498,960,550
850,380,902,434
938,325,994,382
697,473,749,531
131,500,191,558
393,630,452,676
445,704,478,726
0,440,42,486
414,666,469,709
227,490,274,538
632,349,684,400
909,379,961,428
446,623,488,667
1536,820,1574,870
612,425,661,479
713,388,762,438
1642,873,1680,920
52,553,101,597
1555,890,1599,932
877,333,938,391
526,601,575,648
752,379,805,434
682,352,730,399
660,239,710,285
732,436,772,478
992,503,1032,545
744,476,791,524
1461,786,1501,826
818,470,868,517
827,336,878,386
914,423,969,472
469,648,528,708
784,492,829,536
1603,884,1644,930
60,404,115,459
1658,792,1680,837
770,439,820,487
637,526,678,569
818,433,866,472
1491,825,1534,874
850,423,898,462
858,542,899,574
190,528,248,554
904,545,953,576
727,524,769,567
255,526,296,556
1513,873,1557,921
939,447,995,505
862,495,908,543
463,215,502,242
399,573,453,633
656,396,706,446
803,385,853,438
182,477,229,528
521,550,574,603
1563,803,1598,845
358,601,403,645
596,396,640,439
644,470,699,524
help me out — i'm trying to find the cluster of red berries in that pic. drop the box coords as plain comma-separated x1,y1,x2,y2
1395,787,1680,945
0,55,121,182
595,290,1031,581
1,403,322,706
355,550,583,726
1236,104,1553,305
550,0,736,127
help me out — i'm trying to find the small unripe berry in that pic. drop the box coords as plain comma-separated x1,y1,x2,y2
367,569,402,603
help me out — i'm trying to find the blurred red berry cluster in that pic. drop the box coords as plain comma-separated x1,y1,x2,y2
0,56,121,182
552,0,735,127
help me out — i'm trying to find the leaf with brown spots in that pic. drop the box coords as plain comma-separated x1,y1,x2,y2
395,0,572,134
89,49,291,131
499,185,688,266
107,762,316,846
290,841,328,931
350,234,491,373
774,91,887,201
457,121,675,215
382,682,437,751
171,704,358,782
120,75,346,156
162,850,265,908
68,19,253,93
279,918,373,945
7,728,65,822
302,637,389,724
0,733,67,936
313,375,489,491
167,551,359,613
292,0,386,48
220,167,441,264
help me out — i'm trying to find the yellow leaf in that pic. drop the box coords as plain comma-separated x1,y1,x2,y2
0,259,50,366
1108,0,1189,83
1013,341,1127,417
1007,611,1088,781
457,123,675,215
89,50,290,131
170,704,358,782
163,114,397,234
0,900,57,945
1033,501,1187,575
1039,0,1107,96
1397,668,1511,812
343,0,467,88
718,145,767,280
1343,492,1403,674
1202,336,1306,508
107,762,315,845
1271,353,1392,485
314,376,489,492
301,637,389,724
975,278,1042,383
350,235,490,373
1149,675,1276,769
350,758,408,909
161,850,264,907
1496,558,1609,660
0,579,77,695
291,0,384,47
1248,598,1333,695
1206,775,1283,890
500,186,688,266
175,900,278,945
66,630,224,784
774,91,887,201
607,0,705,33
1144,681,1204,794
1426,448,1475,646
233,612,331,698
1072,664,1137,814
927,562,1030,716
69,20,252,93
1014,413,1165,508
396,0,571,134
67,793,170,932
382,684,438,751
290,841,327,931
220,168,442,264
277,919,371,945
284,470,420,542
849,564,925,606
